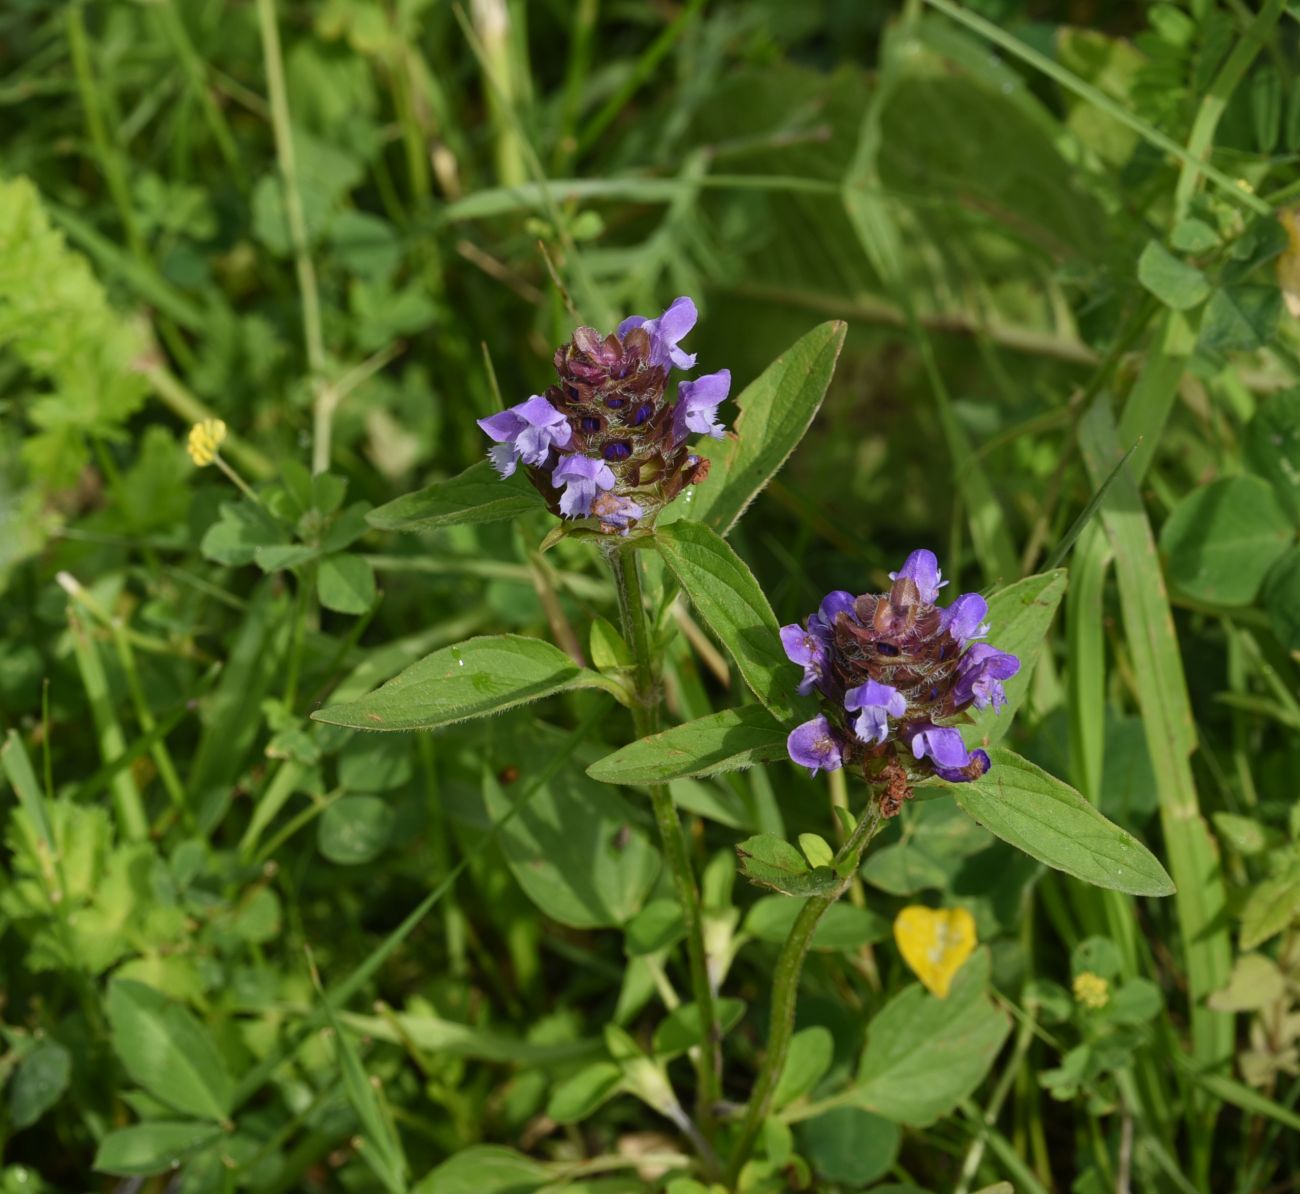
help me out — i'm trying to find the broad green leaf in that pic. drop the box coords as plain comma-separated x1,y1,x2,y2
1263,545,1300,650
624,899,685,957
317,552,377,615
964,569,1066,750
318,795,394,864
948,748,1175,896
1137,240,1210,310
94,1121,223,1177
852,950,1009,1126
1246,387,1300,519
1159,476,1292,605
653,998,746,1058
797,1107,900,1187
107,981,233,1122
319,993,408,1193
482,722,660,928
772,1026,834,1110
1207,954,1285,1012
312,635,618,731
744,897,887,950
1240,859,1300,949
1199,284,1282,352
586,706,788,786
412,1145,548,1194
8,1039,71,1129
798,833,834,869
679,321,846,536
367,460,545,533
737,833,837,897
655,522,806,720
547,1062,625,1124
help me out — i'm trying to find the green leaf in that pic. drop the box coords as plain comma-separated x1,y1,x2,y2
367,460,546,533
1207,954,1284,1012
798,833,834,869
586,706,789,785
318,795,395,864
317,552,377,614
1263,545,1300,650
655,522,804,720
965,569,1066,750
624,899,685,957
1170,217,1220,253
652,998,746,1058
413,1146,548,1194
679,321,846,536
1199,284,1283,352
94,1121,223,1177
744,896,887,950
106,981,233,1122
737,833,838,897
482,722,660,928
772,1026,834,1110
1159,476,1293,605
1246,387,1300,520
546,1062,625,1124
312,635,618,731
1137,240,1210,310
797,1107,900,1187
8,1039,71,1130
589,616,631,672
1240,859,1300,949
948,748,1175,897
852,950,1009,1126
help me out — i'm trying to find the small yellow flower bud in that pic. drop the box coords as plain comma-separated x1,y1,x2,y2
187,419,227,467
1073,971,1110,1010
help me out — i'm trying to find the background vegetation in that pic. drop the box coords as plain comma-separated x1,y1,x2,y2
2,0,1299,1190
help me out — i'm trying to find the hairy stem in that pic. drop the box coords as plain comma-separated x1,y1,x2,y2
604,539,722,1140
725,801,884,1187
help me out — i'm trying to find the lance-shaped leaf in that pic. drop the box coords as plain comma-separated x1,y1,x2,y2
675,321,846,537
367,460,546,532
655,522,807,721
587,706,788,785
94,1122,224,1177
948,748,1175,897
312,635,620,732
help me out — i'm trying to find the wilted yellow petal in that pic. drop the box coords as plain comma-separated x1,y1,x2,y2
893,905,977,999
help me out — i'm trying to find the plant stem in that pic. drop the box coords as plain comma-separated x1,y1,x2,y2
724,800,884,1187
604,539,721,1136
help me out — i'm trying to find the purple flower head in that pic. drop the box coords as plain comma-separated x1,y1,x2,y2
478,395,572,477
889,549,947,604
934,748,991,784
787,716,844,776
810,590,856,636
953,644,1020,712
673,369,730,443
844,680,906,746
618,296,698,370
551,453,615,518
942,592,990,646
780,624,828,696
592,492,644,533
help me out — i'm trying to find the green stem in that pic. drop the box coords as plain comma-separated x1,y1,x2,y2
725,801,884,1188
604,540,721,1137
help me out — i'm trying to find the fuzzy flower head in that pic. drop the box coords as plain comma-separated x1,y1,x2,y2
475,297,728,535
779,549,1020,814
187,419,227,467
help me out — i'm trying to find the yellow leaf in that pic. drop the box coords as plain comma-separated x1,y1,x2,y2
893,905,977,998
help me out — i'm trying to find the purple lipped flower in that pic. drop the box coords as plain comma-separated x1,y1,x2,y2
673,369,731,443
780,624,828,696
890,549,947,604
617,296,698,370
810,590,856,636
551,453,615,518
953,644,1020,712
477,394,573,477
909,724,975,771
592,492,644,533
934,748,991,784
942,592,990,645
844,679,906,745
787,716,844,776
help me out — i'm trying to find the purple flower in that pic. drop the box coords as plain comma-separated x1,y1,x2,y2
810,590,856,636
934,748,991,784
953,644,1020,712
890,549,946,604
787,716,844,776
673,369,730,443
592,492,644,533
478,395,573,477
909,724,974,771
781,624,827,696
844,679,906,745
618,296,698,370
551,453,615,518
943,592,989,645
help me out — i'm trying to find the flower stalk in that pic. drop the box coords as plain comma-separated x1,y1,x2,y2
724,799,886,1187
604,538,722,1140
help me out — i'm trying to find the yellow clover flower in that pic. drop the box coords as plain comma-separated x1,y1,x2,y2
187,419,227,467
1073,971,1110,1010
